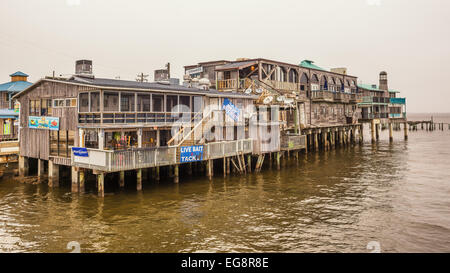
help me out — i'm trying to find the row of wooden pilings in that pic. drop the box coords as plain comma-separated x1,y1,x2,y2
21,121,419,197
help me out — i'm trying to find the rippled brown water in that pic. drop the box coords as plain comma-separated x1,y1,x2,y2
1,114,449,253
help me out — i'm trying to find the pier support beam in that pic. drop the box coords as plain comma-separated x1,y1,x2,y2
18,156,29,176
97,173,104,197
314,133,319,150
38,159,45,177
276,152,281,170
404,122,408,140
389,123,394,142
173,165,179,184
371,120,376,143
71,167,79,193
48,161,59,188
375,123,380,141
79,171,85,193
137,169,143,190
207,160,213,180
119,171,125,187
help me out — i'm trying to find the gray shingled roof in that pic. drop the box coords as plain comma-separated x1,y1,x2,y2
67,77,256,98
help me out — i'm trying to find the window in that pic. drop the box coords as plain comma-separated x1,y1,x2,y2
70,98,77,107
120,93,135,112
193,96,202,113
29,99,40,116
50,130,75,158
90,92,100,112
41,99,52,116
152,94,164,112
104,92,119,111
166,95,178,113
53,99,64,107
179,96,191,112
137,94,151,112
79,93,89,112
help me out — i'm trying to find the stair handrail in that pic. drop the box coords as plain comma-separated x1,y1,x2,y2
167,110,204,146
169,109,217,148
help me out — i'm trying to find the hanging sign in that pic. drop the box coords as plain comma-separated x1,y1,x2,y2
222,98,240,122
180,145,204,163
29,116,60,130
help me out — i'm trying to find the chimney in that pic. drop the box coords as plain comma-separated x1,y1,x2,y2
379,71,388,91
75,60,94,78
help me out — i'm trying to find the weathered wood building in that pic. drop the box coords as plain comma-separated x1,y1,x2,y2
14,61,284,195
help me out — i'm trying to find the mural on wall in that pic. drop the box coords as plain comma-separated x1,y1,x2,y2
29,116,60,130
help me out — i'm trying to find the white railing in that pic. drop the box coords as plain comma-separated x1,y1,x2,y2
205,139,253,160
72,139,254,172
72,147,177,172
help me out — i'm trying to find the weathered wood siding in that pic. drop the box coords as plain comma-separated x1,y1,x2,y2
17,81,79,160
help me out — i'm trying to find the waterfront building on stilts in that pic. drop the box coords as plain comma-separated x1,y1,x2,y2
357,71,407,142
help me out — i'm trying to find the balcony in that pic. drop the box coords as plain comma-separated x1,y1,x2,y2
390,97,406,105
71,139,253,172
360,96,390,105
389,113,407,119
311,90,334,102
361,113,389,120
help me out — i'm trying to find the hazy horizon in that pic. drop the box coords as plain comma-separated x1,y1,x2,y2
1,0,449,113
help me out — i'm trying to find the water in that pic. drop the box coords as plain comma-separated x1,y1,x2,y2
1,114,449,253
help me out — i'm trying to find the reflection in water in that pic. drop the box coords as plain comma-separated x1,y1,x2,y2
1,120,450,253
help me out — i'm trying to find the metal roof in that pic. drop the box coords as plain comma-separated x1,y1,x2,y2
0,109,18,118
0,81,33,92
10,71,29,77
13,77,257,100
357,83,385,92
215,60,258,71
299,60,327,71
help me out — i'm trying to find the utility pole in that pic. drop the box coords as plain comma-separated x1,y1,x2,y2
136,73,149,83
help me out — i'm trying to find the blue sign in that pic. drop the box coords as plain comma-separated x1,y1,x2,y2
222,98,240,122
29,116,60,130
72,147,89,157
180,145,204,163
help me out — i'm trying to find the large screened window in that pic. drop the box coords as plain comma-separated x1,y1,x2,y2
179,96,191,112
79,93,89,112
90,92,100,112
120,93,135,112
152,94,164,112
137,94,151,112
166,95,178,113
193,96,202,113
104,91,119,112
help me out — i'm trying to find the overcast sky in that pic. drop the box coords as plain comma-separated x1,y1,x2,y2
1,0,449,113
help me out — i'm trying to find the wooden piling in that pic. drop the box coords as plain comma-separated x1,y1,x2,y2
48,161,59,188
79,171,85,193
173,165,179,184
71,166,79,193
404,122,408,140
371,120,376,143
119,171,125,187
389,122,393,142
97,173,104,197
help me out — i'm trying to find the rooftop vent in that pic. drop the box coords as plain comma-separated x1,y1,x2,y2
75,60,94,78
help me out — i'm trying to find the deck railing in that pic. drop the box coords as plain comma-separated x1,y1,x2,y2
280,134,307,151
206,139,253,160
72,146,177,172
311,90,334,101
217,79,247,90
72,139,254,172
